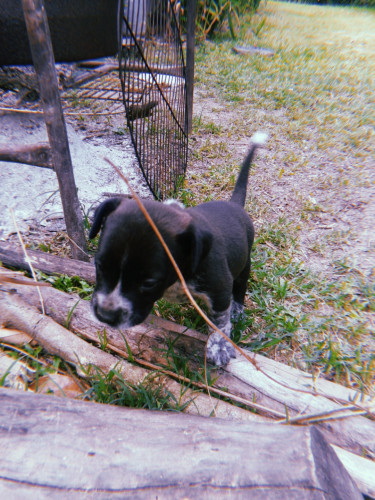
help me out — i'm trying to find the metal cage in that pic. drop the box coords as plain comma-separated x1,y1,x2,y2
120,0,188,199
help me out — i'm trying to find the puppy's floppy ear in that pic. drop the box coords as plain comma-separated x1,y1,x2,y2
177,224,212,274
89,197,122,239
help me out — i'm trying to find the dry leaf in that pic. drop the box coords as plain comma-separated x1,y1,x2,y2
30,373,86,398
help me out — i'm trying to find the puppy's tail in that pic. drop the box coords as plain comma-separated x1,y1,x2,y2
230,132,268,207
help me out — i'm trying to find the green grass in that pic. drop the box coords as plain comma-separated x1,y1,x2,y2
37,272,93,299
195,2,375,161
84,366,191,411
177,1,375,392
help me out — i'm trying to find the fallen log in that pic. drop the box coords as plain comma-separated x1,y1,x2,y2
61,63,118,89
0,327,32,345
3,278,375,461
332,445,375,499
7,276,206,369
0,388,362,500
0,242,95,283
0,291,265,423
226,355,375,457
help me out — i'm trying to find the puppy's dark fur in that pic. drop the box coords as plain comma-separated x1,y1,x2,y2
89,133,266,366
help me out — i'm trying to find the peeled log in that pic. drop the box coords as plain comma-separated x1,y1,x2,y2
0,388,362,500
3,279,375,460
0,290,265,423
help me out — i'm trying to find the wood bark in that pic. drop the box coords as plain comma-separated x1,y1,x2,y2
0,242,95,283
0,290,265,423
0,388,362,500
226,355,375,457
22,0,88,261
0,142,52,168
2,278,375,461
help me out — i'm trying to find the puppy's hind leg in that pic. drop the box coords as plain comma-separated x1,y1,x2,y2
231,258,251,323
206,307,236,366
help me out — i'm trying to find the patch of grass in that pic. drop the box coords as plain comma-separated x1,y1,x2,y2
195,2,375,161
242,227,373,385
84,366,191,411
37,272,93,299
154,298,209,333
193,115,223,135
160,336,217,386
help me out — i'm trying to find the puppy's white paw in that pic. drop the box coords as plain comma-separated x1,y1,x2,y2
206,331,236,366
231,301,245,323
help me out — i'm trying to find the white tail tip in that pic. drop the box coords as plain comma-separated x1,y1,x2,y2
251,132,268,146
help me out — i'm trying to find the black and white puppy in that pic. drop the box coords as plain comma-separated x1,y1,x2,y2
89,132,267,366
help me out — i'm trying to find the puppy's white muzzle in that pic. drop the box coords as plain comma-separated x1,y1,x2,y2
93,283,133,327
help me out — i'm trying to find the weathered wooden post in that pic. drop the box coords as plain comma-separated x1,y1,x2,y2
186,0,197,134
21,0,88,261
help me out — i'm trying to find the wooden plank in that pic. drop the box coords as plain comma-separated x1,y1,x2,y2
22,0,88,261
0,142,52,168
0,388,362,499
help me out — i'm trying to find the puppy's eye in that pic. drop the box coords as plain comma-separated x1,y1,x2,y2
140,278,160,293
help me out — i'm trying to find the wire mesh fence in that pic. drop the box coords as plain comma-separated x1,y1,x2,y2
120,0,188,199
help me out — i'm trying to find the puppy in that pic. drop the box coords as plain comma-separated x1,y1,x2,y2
89,132,267,366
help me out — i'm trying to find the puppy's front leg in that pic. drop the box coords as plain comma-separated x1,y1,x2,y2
206,307,236,366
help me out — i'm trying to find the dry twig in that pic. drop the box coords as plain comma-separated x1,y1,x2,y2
9,208,45,315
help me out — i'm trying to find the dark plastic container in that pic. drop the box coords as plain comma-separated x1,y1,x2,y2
0,0,120,65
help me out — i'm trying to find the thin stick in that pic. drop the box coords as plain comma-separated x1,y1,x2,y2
65,234,91,260
0,268,49,287
76,326,283,419
9,208,45,315
277,406,369,425
0,342,56,370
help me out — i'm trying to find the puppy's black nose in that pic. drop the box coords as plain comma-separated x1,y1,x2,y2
95,305,124,326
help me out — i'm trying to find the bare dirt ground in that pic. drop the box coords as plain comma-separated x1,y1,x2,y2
189,89,375,278
0,90,151,248
0,78,374,280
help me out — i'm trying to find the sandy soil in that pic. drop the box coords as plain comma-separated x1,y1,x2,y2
0,104,150,240
189,89,375,278
1,84,374,280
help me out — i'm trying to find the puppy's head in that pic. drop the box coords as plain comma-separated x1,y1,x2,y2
89,198,212,328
